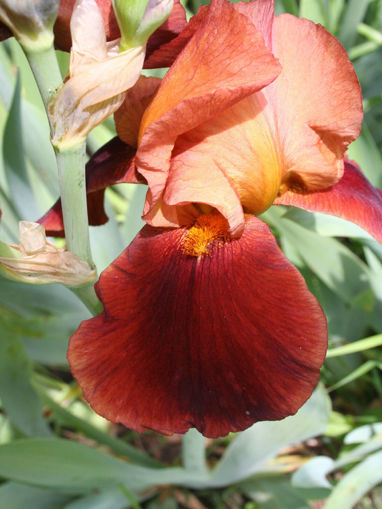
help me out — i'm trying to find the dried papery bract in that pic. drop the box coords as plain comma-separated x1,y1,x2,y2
0,222,96,286
0,0,59,51
49,0,173,150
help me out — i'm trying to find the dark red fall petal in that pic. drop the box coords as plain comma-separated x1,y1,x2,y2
38,201,66,238
54,0,186,67
144,0,187,67
143,5,208,69
274,160,382,242
68,215,327,438
0,22,11,42
38,137,139,236
54,0,118,51
37,189,109,238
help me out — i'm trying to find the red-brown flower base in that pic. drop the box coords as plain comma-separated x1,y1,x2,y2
68,215,327,438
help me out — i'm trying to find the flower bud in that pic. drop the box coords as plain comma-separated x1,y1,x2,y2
0,0,59,51
49,0,149,149
112,0,173,51
0,222,96,286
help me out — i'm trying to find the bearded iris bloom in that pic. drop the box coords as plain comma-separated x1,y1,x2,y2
41,0,382,437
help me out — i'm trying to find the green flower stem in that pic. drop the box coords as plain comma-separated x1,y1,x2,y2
357,23,382,45
23,43,101,314
73,285,103,316
55,143,92,265
57,143,102,315
23,45,62,106
349,41,381,60
22,44,92,265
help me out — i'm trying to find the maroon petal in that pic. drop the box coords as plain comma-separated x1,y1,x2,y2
274,160,382,242
38,138,139,237
68,215,327,438
38,201,66,238
143,5,208,69
0,22,12,42
54,0,187,67
144,0,187,68
54,0,118,51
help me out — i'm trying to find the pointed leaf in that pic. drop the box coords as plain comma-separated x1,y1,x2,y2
0,318,51,437
208,388,330,487
2,73,39,219
0,482,72,509
325,450,382,509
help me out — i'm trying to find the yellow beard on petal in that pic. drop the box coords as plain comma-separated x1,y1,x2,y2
181,214,230,257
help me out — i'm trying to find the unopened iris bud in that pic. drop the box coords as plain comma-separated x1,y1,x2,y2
113,0,173,51
0,222,96,286
0,0,59,51
49,0,172,150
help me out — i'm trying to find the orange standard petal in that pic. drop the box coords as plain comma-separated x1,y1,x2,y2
112,0,362,236
164,93,281,235
268,14,363,193
115,76,161,148
163,8,363,228
48,0,366,241
133,0,281,231
68,215,327,437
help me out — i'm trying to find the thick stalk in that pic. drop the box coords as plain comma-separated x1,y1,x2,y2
56,144,102,315
23,43,101,314
56,143,92,266
73,286,103,316
23,45,62,106
22,43,92,265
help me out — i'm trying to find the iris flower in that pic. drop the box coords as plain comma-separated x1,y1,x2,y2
40,0,382,437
